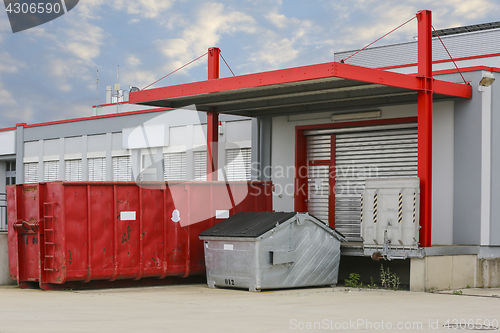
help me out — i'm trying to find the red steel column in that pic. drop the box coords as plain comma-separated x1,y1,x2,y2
207,47,220,181
417,10,433,247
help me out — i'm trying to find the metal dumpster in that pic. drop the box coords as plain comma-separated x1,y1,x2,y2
7,181,272,290
199,212,345,291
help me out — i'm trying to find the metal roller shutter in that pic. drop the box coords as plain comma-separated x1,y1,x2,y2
24,162,39,183
88,157,106,181
335,128,418,241
194,151,207,181
65,159,82,181
305,125,418,241
307,135,331,223
163,153,186,181
44,161,59,182
225,148,251,181
113,156,131,181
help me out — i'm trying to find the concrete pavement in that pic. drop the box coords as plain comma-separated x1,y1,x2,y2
0,284,499,333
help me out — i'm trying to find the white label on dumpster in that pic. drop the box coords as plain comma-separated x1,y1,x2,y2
224,244,234,251
216,210,230,219
120,211,136,221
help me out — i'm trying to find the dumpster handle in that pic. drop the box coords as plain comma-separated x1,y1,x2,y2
13,220,40,233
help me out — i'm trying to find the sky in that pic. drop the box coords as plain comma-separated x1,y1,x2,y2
0,0,498,129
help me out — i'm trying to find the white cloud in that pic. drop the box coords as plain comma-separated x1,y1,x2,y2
128,18,140,24
127,55,142,67
0,52,24,73
156,3,257,72
248,36,299,68
122,70,157,90
112,0,175,18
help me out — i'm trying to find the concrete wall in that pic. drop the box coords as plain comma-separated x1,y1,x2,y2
453,71,483,245
410,255,477,292
489,76,500,245
431,101,455,245
0,233,14,285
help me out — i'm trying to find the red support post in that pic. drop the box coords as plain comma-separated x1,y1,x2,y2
207,47,220,181
417,10,433,247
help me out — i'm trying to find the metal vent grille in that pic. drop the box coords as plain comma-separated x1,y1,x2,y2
88,157,106,181
225,148,251,181
194,151,207,181
65,159,82,181
163,153,186,181
24,162,39,183
113,156,131,181
44,161,59,182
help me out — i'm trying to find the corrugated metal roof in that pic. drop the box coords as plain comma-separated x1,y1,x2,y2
199,212,296,238
433,22,500,37
335,27,500,68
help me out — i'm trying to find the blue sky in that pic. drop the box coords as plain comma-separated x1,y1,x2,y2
0,0,498,128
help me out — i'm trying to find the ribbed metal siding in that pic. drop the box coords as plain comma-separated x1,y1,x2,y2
225,148,251,181
88,157,106,181
44,161,59,182
334,128,418,241
194,151,207,181
65,159,82,181
163,153,186,181
334,28,500,68
307,135,331,223
24,162,39,183
113,156,131,181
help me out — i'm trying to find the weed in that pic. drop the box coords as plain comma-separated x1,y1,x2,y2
380,265,400,290
345,273,362,288
453,290,463,295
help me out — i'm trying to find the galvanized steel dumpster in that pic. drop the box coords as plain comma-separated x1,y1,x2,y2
7,181,272,290
199,212,345,291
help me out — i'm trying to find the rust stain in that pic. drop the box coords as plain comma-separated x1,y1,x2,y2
68,250,73,265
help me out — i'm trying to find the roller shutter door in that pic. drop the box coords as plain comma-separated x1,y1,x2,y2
225,148,251,181
306,124,418,241
44,161,59,182
65,159,82,181
113,156,131,181
24,162,39,183
88,157,106,181
307,135,331,223
163,153,186,181
194,151,207,181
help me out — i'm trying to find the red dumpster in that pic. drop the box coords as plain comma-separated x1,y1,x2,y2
7,181,273,290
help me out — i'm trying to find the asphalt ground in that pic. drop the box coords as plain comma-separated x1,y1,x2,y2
0,284,499,333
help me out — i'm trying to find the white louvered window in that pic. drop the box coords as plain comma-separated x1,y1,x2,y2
194,151,207,181
225,148,251,181
44,161,59,182
24,162,39,183
113,156,132,181
65,159,82,181
88,157,106,181
164,153,186,181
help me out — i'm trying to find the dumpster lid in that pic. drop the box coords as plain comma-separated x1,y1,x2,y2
199,212,296,238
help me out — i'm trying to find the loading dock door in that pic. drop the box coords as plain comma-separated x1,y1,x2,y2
306,123,418,241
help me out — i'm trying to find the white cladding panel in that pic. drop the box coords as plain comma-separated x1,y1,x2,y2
88,157,106,181
164,153,187,181
65,159,82,181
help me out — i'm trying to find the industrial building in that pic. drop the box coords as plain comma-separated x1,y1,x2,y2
1,10,500,291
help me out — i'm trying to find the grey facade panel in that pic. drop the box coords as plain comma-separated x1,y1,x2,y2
43,139,59,156
64,136,82,154
112,133,123,150
453,71,483,245
490,78,500,245
87,134,106,152
22,110,247,142
24,141,40,158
